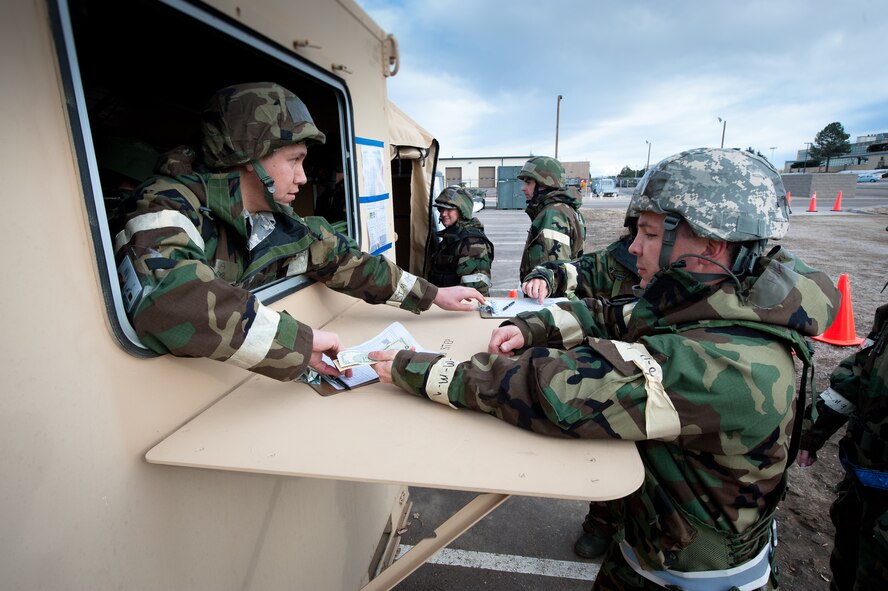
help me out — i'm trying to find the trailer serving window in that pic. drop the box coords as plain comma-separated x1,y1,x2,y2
49,0,358,355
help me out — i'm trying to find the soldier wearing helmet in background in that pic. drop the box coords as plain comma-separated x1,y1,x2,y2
370,148,841,590
428,186,494,296
517,156,586,281
798,265,888,590
114,82,484,382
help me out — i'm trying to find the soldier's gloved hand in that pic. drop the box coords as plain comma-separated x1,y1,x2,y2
796,449,817,467
522,278,550,304
434,286,486,311
488,325,524,356
309,329,349,377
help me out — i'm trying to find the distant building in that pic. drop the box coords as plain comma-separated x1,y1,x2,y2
438,156,590,190
784,132,888,173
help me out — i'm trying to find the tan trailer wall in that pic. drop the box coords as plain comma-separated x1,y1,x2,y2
0,1,401,588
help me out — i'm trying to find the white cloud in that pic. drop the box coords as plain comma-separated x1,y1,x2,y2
357,0,888,176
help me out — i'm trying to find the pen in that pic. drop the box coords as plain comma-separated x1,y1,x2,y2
502,301,515,311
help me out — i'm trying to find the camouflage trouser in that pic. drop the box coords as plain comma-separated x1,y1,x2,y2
582,501,620,537
828,477,888,591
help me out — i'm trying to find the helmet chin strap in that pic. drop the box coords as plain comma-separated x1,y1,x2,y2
657,213,681,272
250,159,279,211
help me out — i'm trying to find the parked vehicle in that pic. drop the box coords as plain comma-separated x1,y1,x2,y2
591,177,618,197
858,173,883,183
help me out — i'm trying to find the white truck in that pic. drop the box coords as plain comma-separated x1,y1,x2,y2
591,177,618,197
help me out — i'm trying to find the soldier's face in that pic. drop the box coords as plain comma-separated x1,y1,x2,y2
629,212,710,288
438,207,459,227
261,143,309,206
521,179,536,200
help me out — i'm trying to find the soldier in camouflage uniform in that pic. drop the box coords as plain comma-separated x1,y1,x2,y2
372,148,841,590
522,233,640,560
517,156,586,281
428,186,494,296
799,298,888,591
522,233,638,303
114,82,484,382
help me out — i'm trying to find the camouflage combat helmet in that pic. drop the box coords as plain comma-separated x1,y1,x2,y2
628,147,789,276
435,186,474,220
517,156,566,190
201,82,326,170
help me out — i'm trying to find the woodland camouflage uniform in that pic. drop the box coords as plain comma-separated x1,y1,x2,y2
518,156,586,280
522,234,639,300
801,300,888,591
428,186,494,296
114,82,439,381
386,149,841,590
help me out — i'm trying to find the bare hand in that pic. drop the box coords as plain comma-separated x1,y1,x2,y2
796,449,816,467
522,278,550,304
309,329,349,377
368,349,399,383
434,286,486,311
488,325,524,356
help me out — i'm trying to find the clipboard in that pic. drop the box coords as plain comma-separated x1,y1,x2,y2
479,297,569,318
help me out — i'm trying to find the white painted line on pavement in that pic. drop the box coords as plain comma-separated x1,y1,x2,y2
397,544,600,581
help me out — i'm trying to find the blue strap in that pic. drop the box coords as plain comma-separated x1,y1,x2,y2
840,448,888,490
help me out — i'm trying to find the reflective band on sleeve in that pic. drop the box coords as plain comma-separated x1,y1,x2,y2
226,304,281,369
547,306,585,348
613,340,680,441
540,228,570,245
114,210,206,253
563,263,578,294
387,271,418,306
460,273,491,286
424,358,458,409
820,386,856,415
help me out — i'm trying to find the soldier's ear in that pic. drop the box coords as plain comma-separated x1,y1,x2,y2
702,239,729,260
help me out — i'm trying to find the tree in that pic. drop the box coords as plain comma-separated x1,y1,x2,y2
618,165,645,178
809,122,851,172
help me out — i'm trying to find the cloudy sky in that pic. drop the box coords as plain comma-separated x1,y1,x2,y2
355,0,888,176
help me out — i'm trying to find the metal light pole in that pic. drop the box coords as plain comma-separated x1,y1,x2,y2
769,146,777,163
645,140,651,172
803,142,812,173
718,117,726,148
555,95,562,159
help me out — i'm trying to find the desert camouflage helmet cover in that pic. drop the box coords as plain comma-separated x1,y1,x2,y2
627,147,789,242
517,156,566,190
201,82,326,169
435,186,475,220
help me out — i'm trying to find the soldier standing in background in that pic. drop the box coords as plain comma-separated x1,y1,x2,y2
798,296,888,591
372,148,840,590
114,82,484,383
517,156,586,282
428,186,494,296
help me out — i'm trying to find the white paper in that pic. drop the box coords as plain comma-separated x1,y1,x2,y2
480,297,569,318
360,144,386,196
366,200,389,254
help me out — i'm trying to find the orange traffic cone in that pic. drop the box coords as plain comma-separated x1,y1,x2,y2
786,191,791,208
807,192,817,212
813,274,864,346
831,191,843,211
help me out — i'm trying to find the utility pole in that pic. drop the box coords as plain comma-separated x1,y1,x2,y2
769,146,777,163
718,117,727,149
555,95,562,159
645,140,651,172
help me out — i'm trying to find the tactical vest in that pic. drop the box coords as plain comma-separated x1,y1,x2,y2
428,225,493,288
